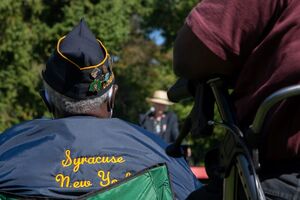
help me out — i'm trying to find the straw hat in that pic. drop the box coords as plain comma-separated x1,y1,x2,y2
146,90,174,105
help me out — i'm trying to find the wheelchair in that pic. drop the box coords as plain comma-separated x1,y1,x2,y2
167,77,300,200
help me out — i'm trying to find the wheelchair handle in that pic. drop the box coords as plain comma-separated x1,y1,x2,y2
250,84,300,134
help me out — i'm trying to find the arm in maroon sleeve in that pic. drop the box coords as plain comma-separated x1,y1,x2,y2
173,0,285,80
173,24,234,80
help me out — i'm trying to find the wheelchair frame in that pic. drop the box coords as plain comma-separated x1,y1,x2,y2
208,77,300,200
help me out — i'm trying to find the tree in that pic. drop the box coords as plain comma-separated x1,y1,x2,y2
143,0,199,48
0,0,156,131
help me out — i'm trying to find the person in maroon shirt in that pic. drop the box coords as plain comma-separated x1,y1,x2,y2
174,0,300,199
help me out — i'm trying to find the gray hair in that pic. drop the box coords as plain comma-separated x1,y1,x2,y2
43,81,111,115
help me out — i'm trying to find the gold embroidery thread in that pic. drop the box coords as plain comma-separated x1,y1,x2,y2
61,149,125,172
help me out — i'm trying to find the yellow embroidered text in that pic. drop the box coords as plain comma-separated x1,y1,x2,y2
97,170,118,187
55,174,93,188
125,172,132,177
61,149,126,172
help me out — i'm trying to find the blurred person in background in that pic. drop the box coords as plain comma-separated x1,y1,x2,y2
139,90,179,144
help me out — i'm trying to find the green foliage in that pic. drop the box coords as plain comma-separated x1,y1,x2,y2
0,0,47,129
0,0,156,131
144,0,199,48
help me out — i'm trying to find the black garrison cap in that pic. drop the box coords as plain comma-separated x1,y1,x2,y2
42,19,114,100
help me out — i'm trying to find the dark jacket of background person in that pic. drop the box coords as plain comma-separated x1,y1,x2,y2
174,0,300,199
139,110,179,144
139,90,180,144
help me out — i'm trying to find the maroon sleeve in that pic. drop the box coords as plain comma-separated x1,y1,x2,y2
186,0,285,61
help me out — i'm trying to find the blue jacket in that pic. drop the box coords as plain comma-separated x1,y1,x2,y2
0,116,200,199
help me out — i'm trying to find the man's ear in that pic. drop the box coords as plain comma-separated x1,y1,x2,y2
107,84,118,112
110,84,118,109
39,89,54,114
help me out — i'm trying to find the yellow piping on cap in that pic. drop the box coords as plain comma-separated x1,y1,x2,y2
56,35,109,71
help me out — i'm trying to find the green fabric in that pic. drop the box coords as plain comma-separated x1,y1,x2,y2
85,164,173,200
0,194,17,200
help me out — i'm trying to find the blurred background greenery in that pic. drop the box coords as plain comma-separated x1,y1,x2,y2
0,0,224,165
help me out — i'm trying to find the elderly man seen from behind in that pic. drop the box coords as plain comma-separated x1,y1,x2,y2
0,20,200,200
